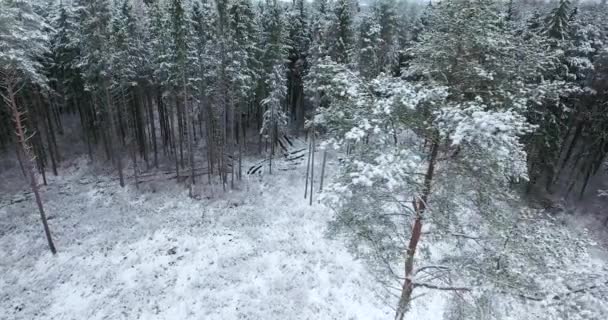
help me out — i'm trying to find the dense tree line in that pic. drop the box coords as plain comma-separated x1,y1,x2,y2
2,0,608,319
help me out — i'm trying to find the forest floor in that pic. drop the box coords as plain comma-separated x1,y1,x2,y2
2,136,608,320
0,140,395,320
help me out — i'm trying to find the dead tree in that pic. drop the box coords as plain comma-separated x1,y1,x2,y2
1,70,57,255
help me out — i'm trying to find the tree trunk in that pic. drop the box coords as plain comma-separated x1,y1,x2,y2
319,149,327,192
145,89,159,168
131,143,139,189
103,81,125,187
5,81,57,255
13,132,27,178
304,130,312,199
184,71,196,193
395,140,439,320
309,126,315,206
231,98,235,189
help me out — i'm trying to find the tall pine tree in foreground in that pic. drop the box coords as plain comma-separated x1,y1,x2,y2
316,1,607,319
0,0,57,254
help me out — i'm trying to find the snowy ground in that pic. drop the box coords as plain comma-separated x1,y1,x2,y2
3,138,608,320
0,150,392,320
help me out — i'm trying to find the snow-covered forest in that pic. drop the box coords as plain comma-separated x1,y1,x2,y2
2,0,608,319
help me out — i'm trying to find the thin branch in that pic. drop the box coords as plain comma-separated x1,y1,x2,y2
415,265,450,275
449,232,481,240
414,282,472,292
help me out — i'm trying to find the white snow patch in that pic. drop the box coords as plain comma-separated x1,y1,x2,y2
0,156,391,320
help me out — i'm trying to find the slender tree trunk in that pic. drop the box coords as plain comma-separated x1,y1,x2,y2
5,81,57,255
556,122,583,178
395,140,439,320
132,143,139,189
157,91,168,155
304,130,312,199
309,126,315,206
36,92,59,176
13,133,27,178
184,71,195,194
319,149,327,192
52,96,63,135
175,91,185,169
103,81,125,188
231,99,235,189
48,99,60,162
269,101,275,175
116,92,127,146
146,89,159,168
239,111,244,181
169,96,180,180
201,91,214,185
76,97,93,161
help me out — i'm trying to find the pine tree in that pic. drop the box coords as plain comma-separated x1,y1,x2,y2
372,0,398,73
192,0,219,182
149,0,175,164
325,0,356,64
356,12,382,79
49,2,82,113
259,0,289,77
257,0,290,149
0,0,57,255
169,0,196,187
545,0,572,40
228,0,261,180
260,64,288,174
78,0,126,187
314,1,587,319
286,0,310,127
228,0,259,104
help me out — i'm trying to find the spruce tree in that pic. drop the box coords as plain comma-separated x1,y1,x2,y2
169,0,196,186
78,0,126,187
356,12,382,79
325,0,356,64
0,0,57,255
372,0,398,72
192,0,219,182
545,0,572,40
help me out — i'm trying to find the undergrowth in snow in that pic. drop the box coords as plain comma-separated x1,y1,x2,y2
2,146,607,320
0,154,390,320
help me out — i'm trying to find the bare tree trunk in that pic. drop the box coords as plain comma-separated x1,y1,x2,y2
304,130,312,199
184,71,195,191
395,140,439,320
131,143,139,189
35,91,58,176
4,79,57,255
176,92,185,169
231,98,235,189
13,134,27,178
103,81,125,187
239,109,244,181
201,93,214,185
269,104,274,175
221,98,227,191
309,126,315,206
319,149,327,192
145,89,158,168
173,112,180,179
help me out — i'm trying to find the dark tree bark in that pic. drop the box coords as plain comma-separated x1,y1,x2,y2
319,149,327,192
395,140,439,320
145,89,158,168
3,76,57,255
103,81,125,187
